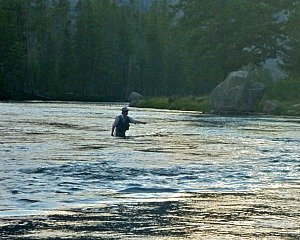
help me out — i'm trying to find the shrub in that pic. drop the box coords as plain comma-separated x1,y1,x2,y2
265,78,300,101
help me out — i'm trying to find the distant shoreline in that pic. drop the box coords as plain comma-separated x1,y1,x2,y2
134,95,300,117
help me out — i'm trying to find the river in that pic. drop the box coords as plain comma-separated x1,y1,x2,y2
0,101,299,239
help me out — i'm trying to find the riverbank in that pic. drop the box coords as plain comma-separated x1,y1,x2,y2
135,95,211,113
135,78,300,116
135,95,300,116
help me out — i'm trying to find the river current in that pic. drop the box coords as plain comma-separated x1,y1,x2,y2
0,101,299,239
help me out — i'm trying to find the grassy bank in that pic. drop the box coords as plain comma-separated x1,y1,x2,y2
136,95,211,113
135,78,300,116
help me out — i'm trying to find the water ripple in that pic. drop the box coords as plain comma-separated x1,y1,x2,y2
0,102,299,239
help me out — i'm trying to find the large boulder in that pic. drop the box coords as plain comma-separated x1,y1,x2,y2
128,92,143,106
210,71,265,112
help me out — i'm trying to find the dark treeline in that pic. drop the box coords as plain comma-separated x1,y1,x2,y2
0,0,299,101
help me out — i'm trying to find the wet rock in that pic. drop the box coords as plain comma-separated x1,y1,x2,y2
210,71,265,113
128,92,143,106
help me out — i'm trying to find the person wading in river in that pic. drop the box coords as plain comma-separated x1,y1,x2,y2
111,107,146,138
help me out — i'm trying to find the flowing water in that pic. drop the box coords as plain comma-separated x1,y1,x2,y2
0,101,299,239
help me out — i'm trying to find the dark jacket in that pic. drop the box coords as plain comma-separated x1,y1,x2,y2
115,115,130,137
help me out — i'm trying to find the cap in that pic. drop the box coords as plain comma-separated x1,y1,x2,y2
121,107,129,112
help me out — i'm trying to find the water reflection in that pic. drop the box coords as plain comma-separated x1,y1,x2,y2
1,191,299,239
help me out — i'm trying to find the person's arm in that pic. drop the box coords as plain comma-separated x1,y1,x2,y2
111,117,119,136
111,126,115,136
129,117,146,124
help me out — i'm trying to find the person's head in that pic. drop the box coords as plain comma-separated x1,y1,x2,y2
121,107,129,116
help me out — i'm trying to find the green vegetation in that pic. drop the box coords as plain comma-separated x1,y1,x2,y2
265,78,300,101
0,0,299,104
136,95,211,113
258,77,300,116
136,77,300,116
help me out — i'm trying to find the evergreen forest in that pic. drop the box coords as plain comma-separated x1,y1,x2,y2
0,0,299,101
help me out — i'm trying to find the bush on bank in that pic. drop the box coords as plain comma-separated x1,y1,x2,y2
258,77,300,116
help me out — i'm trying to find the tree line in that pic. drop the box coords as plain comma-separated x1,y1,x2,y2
0,0,299,101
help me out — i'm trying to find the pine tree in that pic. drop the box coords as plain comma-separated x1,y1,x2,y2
178,0,290,94
0,0,27,97
283,1,300,78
